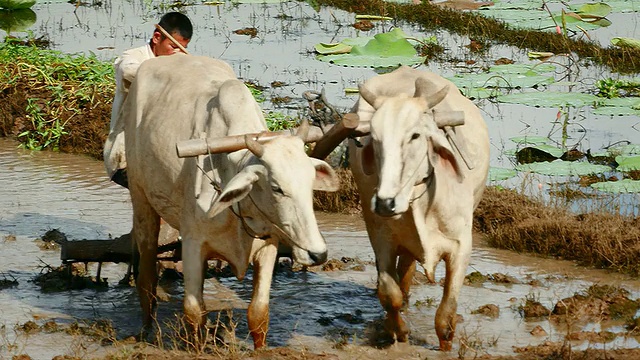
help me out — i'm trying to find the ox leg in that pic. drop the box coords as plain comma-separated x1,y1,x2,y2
435,242,471,351
397,250,416,310
182,238,207,343
376,248,410,342
248,242,277,349
131,195,161,337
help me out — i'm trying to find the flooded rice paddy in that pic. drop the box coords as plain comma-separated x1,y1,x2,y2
1,0,640,359
2,138,640,358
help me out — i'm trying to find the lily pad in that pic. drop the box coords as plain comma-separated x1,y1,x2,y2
615,155,640,171
489,167,517,181
611,37,640,49
592,106,640,116
0,0,36,10
510,135,549,145
608,144,640,156
516,160,610,176
448,72,555,89
316,28,426,68
488,63,556,75
497,91,599,108
0,8,35,33
570,2,612,19
314,42,352,55
591,179,640,193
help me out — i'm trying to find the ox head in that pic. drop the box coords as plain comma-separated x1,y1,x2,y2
359,77,464,218
205,124,340,266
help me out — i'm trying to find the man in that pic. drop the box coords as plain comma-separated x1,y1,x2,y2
104,12,193,187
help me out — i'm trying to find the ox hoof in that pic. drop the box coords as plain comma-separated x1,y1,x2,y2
396,331,409,343
439,339,453,351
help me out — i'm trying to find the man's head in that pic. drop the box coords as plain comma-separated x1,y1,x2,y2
151,12,193,56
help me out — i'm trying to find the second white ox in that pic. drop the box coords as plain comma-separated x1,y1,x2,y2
123,55,339,348
349,66,490,350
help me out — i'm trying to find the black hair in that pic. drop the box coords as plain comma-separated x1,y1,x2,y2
157,12,193,40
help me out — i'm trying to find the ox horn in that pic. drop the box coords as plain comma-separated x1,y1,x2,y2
414,77,450,109
244,134,265,158
358,84,379,110
296,119,310,142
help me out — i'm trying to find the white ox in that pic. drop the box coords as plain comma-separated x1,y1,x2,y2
348,66,490,350
123,55,339,348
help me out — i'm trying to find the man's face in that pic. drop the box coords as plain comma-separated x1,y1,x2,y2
151,31,190,56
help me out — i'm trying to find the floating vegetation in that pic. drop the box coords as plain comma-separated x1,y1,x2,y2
488,167,517,182
612,37,640,50
315,28,428,68
449,66,556,90
0,0,36,11
315,0,640,73
515,160,611,176
591,178,640,193
497,91,599,108
475,1,613,34
0,8,35,34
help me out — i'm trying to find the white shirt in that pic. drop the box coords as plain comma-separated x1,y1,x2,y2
109,44,155,130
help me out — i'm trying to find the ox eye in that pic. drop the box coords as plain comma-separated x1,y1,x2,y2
410,133,420,141
271,185,284,195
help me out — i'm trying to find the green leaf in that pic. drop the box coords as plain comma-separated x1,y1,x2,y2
0,0,36,10
510,135,549,145
516,160,611,176
314,43,352,55
497,91,599,108
606,144,640,157
0,8,35,33
611,37,640,50
572,2,612,19
489,167,518,181
592,106,640,116
591,179,640,193
615,155,640,171
316,28,426,68
448,72,555,89
489,63,556,74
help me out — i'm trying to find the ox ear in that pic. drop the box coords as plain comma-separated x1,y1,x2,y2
361,141,375,176
206,165,264,218
310,158,340,192
414,77,449,109
428,131,464,183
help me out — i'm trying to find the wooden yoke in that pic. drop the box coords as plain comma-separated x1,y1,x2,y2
176,115,370,159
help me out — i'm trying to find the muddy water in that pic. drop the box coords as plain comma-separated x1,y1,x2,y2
2,138,640,359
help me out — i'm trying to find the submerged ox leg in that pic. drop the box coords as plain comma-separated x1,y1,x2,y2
377,251,410,342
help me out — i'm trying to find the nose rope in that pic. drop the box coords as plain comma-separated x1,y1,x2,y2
230,200,271,240
392,139,432,204
247,191,294,244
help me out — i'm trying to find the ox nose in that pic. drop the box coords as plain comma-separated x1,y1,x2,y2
308,250,328,266
375,196,396,217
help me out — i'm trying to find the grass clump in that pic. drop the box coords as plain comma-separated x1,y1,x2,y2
474,187,640,276
0,38,114,157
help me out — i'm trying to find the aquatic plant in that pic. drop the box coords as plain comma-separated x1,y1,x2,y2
315,0,640,73
314,28,429,68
